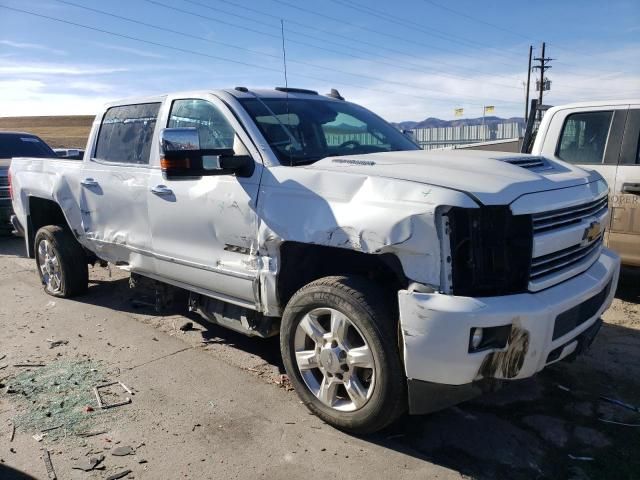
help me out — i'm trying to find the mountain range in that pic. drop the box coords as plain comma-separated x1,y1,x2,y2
393,116,526,130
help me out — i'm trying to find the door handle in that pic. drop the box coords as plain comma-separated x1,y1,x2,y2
81,178,99,187
150,185,173,196
622,183,640,195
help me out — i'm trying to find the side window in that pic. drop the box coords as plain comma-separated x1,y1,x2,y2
95,103,160,164
168,99,235,149
557,111,613,164
322,112,386,148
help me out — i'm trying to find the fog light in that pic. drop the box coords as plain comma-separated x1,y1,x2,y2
470,328,484,350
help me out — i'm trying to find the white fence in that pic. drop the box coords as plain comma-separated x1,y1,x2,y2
411,122,525,150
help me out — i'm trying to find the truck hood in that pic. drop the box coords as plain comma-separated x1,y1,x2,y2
306,149,601,205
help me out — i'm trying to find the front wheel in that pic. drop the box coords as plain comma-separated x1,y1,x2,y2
280,276,406,434
35,225,88,298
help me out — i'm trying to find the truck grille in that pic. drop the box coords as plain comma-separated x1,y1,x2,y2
530,235,603,281
533,196,607,233
529,194,608,290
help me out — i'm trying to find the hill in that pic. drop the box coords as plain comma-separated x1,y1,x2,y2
394,116,526,130
0,115,94,149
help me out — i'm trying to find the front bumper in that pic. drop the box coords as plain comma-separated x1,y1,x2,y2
399,248,620,414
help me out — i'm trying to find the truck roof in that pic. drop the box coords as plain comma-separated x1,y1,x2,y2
547,99,640,109
105,87,341,108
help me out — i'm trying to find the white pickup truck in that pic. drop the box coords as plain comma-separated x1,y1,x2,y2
530,100,640,267
9,87,620,433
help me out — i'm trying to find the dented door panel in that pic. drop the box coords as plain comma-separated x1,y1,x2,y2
147,94,263,307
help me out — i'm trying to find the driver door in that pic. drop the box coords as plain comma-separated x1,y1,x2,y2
147,95,263,308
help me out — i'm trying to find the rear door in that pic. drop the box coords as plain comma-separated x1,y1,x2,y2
146,94,263,309
80,102,161,273
610,107,640,266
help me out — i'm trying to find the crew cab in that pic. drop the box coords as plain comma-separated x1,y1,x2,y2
0,131,57,235
530,100,640,266
9,88,620,433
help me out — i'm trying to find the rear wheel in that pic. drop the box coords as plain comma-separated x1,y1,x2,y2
35,225,88,298
280,275,406,433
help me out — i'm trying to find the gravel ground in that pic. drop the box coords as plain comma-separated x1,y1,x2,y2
1,235,638,479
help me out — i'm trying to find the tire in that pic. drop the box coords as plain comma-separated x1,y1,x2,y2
34,225,88,298
280,275,406,434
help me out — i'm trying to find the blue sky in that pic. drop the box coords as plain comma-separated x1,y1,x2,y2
0,0,638,121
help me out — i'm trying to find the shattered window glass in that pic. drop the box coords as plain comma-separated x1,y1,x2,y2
95,103,161,164
168,99,235,150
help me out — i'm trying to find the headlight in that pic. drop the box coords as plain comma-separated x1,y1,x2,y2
446,206,533,296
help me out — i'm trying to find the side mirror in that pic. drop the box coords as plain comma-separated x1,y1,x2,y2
160,128,253,179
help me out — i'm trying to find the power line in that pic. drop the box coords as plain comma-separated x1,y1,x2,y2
142,0,524,97
180,0,519,90
327,0,524,62
202,0,516,79
420,0,531,41
0,4,521,108
267,0,521,70
418,0,639,75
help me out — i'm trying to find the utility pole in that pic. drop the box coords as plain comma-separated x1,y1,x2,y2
532,42,553,120
525,45,532,121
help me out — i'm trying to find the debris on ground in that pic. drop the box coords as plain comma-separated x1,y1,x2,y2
42,424,63,433
46,339,69,349
179,321,193,332
599,395,640,413
111,445,134,456
43,449,57,479
13,363,46,367
106,468,132,480
8,360,105,438
275,374,294,391
598,418,640,427
33,433,46,442
76,429,108,438
9,422,15,441
72,454,105,471
94,381,133,409
568,454,594,461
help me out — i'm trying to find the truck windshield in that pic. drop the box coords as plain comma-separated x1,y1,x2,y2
239,98,419,166
0,134,57,159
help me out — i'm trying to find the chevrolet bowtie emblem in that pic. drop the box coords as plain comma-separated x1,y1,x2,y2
583,221,602,244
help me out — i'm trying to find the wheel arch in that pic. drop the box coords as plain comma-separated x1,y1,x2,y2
25,196,73,258
276,241,408,315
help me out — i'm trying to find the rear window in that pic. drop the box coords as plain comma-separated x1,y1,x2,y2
557,111,613,164
0,134,56,159
94,103,161,164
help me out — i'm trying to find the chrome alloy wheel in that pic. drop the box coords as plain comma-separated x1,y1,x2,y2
293,307,375,412
37,239,62,293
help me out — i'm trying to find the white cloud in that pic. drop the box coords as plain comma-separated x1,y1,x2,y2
0,61,129,76
92,43,166,59
0,79,109,116
0,39,66,56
